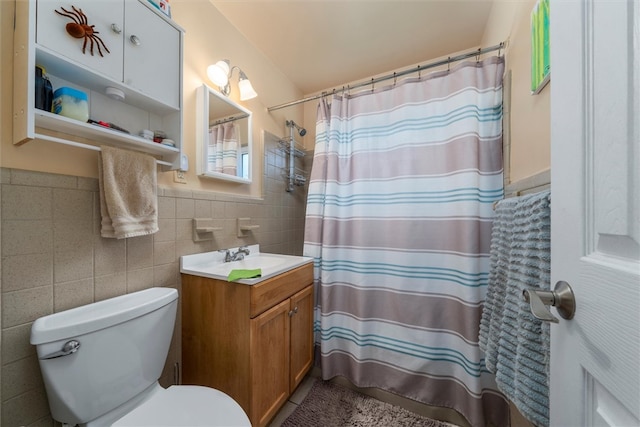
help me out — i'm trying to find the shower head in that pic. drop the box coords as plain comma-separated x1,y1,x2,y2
286,120,307,137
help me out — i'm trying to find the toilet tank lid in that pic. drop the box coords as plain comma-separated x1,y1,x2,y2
30,287,178,345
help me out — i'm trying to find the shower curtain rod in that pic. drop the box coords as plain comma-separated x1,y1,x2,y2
211,113,249,126
267,42,505,112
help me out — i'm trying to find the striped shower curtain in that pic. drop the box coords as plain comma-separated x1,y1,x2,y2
303,56,508,427
208,122,238,175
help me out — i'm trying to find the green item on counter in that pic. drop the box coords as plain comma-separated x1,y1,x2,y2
227,269,262,282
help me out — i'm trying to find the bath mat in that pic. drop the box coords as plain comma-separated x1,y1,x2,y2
281,380,453,427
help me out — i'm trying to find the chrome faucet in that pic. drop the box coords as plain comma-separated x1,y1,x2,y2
220,246,250,262
232,246,250,261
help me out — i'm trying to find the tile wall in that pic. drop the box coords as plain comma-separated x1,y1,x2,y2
0,131,311,426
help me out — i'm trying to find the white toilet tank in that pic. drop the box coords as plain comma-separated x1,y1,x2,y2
30,287,178,425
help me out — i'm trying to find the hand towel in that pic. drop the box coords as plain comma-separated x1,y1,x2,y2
478,190,551,427
228,269,262,282
99,145,158,239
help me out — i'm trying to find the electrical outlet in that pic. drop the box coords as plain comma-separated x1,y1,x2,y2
173,170,187,184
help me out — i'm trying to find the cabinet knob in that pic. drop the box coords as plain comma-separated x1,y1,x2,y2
111,23,122,34
288,310,294,317
293,307,299,314
129,35,141,46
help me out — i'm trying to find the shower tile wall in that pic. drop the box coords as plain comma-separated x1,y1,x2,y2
0,134,310,426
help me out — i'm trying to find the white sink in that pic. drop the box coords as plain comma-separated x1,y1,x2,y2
180,245,313,284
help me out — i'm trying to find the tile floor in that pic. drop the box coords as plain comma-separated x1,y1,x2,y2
268,375,318,427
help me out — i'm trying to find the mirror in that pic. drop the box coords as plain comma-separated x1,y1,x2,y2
196,84,252,183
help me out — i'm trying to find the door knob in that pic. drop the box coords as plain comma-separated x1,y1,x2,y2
522,280,576,323
129,35,141,46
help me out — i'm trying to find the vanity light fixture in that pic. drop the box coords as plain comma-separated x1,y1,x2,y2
206,59,258,101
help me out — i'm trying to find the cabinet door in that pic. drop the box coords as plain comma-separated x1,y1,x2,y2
250,299,290,427
36,0,124,82
123,0,180,108
289,284,314,392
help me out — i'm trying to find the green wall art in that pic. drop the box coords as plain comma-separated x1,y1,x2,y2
531,0,550,94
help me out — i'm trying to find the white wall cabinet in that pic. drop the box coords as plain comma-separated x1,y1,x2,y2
36,1,125,84
14,0,184,169
122,0,180,108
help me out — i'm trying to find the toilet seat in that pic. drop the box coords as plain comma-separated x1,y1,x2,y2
112,385,251,427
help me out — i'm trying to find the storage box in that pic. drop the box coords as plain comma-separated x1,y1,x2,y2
52,87,89,122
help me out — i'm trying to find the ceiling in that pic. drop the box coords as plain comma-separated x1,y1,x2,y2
211,1,496,95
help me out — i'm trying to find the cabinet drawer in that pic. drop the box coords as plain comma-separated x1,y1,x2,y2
249,263,313,318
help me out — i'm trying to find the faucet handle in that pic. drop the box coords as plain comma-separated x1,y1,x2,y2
218,249,231,262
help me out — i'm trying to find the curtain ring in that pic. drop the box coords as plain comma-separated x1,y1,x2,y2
417,65,421,79
393,72,397,86
476,48,481,63
371,78,374,92
447,57,451,72
498,42,503,57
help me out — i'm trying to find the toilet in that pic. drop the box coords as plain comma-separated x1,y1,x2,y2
30,287,251,426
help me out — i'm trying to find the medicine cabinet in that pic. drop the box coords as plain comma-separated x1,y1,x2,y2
195,84,253,184
13,0,185,170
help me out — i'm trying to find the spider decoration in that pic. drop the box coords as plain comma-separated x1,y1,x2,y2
54,6,110,57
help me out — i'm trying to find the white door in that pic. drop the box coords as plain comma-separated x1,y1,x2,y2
550,1,640,426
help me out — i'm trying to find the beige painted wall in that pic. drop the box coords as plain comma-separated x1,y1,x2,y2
482,0,551,184
1,0,305,198
2,0,550,192
300,0,551,184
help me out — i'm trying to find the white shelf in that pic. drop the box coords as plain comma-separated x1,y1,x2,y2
35,46,180,116
35,110,179,157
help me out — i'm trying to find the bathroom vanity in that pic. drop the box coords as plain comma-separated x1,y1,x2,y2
181,255,314,427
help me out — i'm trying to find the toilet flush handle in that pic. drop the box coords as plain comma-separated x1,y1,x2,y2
41,340,81,360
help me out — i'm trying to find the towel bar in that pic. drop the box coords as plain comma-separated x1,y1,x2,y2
35,132,173,167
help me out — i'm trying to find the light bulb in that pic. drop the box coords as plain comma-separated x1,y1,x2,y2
207,60,230,87
238,70,257,100
238,79,257,100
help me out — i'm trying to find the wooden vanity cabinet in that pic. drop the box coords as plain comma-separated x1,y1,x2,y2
181,263,314,427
